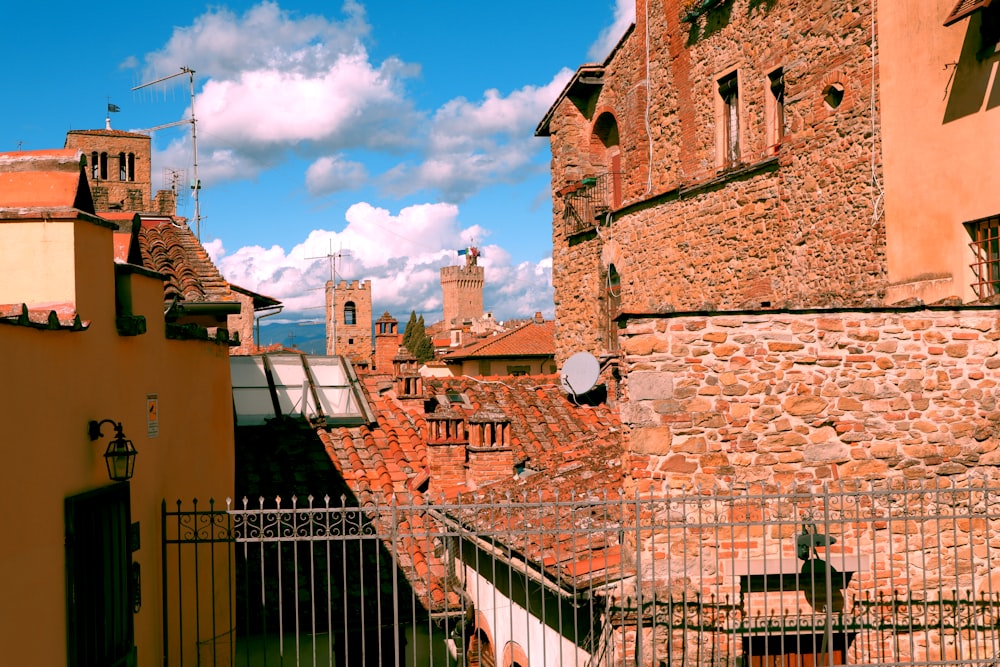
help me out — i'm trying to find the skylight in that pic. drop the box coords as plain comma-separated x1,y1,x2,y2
231,353,375,427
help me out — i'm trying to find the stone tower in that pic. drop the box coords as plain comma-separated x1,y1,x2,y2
440,247,484,328
65,129,153,213
325,279,373,365
374,311,401,372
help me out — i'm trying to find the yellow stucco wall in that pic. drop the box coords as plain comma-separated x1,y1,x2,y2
0,218,79,305
0,216,234,666
458,357,557,378
879,0,1000,303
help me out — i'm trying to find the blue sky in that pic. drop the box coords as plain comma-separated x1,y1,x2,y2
5,0,634,325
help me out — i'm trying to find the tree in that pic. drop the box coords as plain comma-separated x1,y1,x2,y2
401,311,434,363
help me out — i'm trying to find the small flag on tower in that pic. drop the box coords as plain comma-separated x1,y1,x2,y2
108,103,121,113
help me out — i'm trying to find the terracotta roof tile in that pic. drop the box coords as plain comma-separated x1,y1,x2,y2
318,369,624,592
444,319,555,360
137,216,234,303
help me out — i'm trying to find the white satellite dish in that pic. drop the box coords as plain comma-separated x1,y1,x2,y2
560,351,600,395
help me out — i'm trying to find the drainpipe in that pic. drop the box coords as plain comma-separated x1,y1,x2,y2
254,305,283,348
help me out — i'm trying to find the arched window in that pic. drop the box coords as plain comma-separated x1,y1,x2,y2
90,152,99,179
127,153,136,181
118,152,126,180
344,301,356,326
99,152,109,180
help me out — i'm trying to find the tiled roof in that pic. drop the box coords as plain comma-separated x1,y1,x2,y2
0,302,89,331
0,150,94,213
137,216,233,303
317,371,624,596
425,374,618,466
443,319,555,360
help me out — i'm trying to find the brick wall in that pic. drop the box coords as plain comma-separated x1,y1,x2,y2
326,280,373,364
441,264,484,328
65,131,153,213
545,0,885,363
618,307,1000,494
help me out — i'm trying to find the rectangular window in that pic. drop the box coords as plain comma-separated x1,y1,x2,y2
506,365,530,377
766,68,785,148
718,72,740,168
967,215,1000,298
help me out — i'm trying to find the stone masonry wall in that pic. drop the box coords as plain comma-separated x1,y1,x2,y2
547,0,885,363
64,131,153,212
619,308,1000,494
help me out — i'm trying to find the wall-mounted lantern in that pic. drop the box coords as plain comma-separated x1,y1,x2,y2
88,419,138,482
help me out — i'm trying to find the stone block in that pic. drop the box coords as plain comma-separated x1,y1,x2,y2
631,427,674,454
629,371,674,400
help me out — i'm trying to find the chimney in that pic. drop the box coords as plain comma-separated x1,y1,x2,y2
534,311,543,324
425,409,468,497
392,345,423,398
466,406,514,488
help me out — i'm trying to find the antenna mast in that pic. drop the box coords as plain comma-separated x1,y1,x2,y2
133,67,202,239
307,241,353,356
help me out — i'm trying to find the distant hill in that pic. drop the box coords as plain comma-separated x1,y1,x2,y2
257,322,326,355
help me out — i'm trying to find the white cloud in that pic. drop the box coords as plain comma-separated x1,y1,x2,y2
305,154,368,195
588,0,636,63
209,201,552,323
141,1,370,82
137,2,580,202
383,69,573,201
140,1,419,188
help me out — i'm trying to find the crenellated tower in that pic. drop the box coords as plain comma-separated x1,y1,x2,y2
325,279,373,366
440,247,484,328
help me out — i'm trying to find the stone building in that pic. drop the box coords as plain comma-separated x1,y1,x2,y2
536,3,1000,661
63,125,280,351
325,279,373,365
64,128,177,215
538,0,1000,489
440,247,484,329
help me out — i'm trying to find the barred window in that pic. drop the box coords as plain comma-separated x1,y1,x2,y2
967,215,1000,298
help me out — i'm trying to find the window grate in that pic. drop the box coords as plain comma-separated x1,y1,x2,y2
968,215,1000,299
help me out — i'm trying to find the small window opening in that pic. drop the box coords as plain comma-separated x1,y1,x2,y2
127,153,136,182
823,83,845,110
344,301,356,326
719,72,740,167
99,152,109,180
90,152,99,179
767,68,785,146
118,152,127,180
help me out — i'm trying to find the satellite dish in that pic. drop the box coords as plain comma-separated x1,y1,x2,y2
561,351,600,395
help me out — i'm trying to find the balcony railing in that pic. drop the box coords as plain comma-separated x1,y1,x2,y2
561,172,621,237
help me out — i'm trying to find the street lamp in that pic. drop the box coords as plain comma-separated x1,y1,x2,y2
88,419,138,482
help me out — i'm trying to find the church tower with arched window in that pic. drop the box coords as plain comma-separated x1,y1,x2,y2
325,279,372,366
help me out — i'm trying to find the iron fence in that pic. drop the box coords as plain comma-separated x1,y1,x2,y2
163,480,1000,666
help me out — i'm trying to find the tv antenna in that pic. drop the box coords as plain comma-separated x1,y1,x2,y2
133,67,203,239
306,240,354,356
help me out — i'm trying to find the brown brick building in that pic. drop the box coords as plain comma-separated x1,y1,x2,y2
532,3,1000,663
539,0,1000,490
325,279,373,365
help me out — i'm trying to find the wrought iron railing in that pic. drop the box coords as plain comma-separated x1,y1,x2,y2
563,173,621,237
163,481,1000,666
